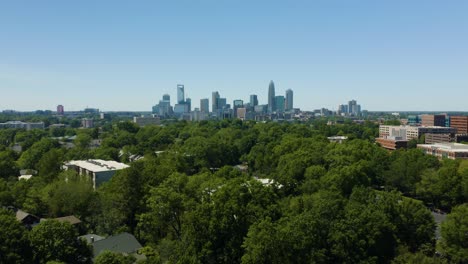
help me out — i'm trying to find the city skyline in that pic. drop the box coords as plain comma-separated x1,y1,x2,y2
1,1,468,111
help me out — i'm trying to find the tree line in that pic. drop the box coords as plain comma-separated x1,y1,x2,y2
0,119,466,263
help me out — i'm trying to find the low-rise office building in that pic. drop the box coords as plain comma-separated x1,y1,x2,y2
133,116,160,127
376,137,408,150
0,121,45,130
417,143,468,160
379,125,456,141
63,159,130,189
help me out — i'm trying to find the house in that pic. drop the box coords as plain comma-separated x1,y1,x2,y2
87,232,146,261
14,209,40,229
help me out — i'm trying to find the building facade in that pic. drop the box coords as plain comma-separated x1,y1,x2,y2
418,143,468,160
63,159,130,189
421,114,446,127
450,116,468,134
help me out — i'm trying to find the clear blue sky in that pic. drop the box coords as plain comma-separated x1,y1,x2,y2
1,0,467,111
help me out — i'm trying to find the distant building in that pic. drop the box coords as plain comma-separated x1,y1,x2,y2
84,108,100,114
0,121,45,130
57,105,64,115
233,100,243,117
191,108,208,121
275,96,285,113
407,115,420,125
237,108,247,120
327,136,348,144
376,137,408,150
450,116,468,134
254,104,267,114
418,143,468,160
268,80,275,113
100,113,111,120
425,133,452,144
174,104,189,115
379,125,456,141
285,89,293,111
63,159,130,189
81,118,94,128
421,114,446,127
177,84,185,104
133,116,160,127
212,91,220,112
200,98,209,113
250,94,258,107
152,94,173,117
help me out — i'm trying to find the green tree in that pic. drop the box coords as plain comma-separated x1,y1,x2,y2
0,209,31,263
440,204,468,263
41,171,96,218
37,148,64,182
94,251,136,264
0,150,19,179
18,137,59,169
29,220,91,263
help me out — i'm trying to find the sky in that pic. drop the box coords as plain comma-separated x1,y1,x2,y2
1,0,467,112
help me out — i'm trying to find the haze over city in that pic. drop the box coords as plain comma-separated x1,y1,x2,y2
1,0,468,111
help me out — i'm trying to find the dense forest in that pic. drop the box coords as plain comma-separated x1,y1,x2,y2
0,118,467,263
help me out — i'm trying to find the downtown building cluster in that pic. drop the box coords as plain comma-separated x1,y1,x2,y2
377,114,468,159
152,81,296,121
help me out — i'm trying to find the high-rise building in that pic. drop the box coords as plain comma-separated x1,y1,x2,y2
57,105,64,115
153,94,173,117
233,100,243,117
268,80,275,113
348,100,357,115
275,96,285,113
186,98,191,112
200,98,209,113
217,98,227,109
212,91,220,112
285,89,293,111
177,84,185,104
250,94,258,107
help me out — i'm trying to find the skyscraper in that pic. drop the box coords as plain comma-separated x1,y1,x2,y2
250,94,258,107
162,94,170,102
186,98,191,112
212,91,220,112
233,100,243,117
348,100,357,115
268,80,275,113
177,84,185,104
285,89,293,111
200,98,209,113
275,96,285,113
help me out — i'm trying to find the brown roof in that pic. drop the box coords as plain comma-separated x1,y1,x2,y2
54,215,82,225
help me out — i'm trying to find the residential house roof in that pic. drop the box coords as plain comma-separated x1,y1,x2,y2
92,232,143,257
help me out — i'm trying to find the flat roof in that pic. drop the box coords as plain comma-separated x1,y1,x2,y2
65,159,129,172
418,143,468,152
